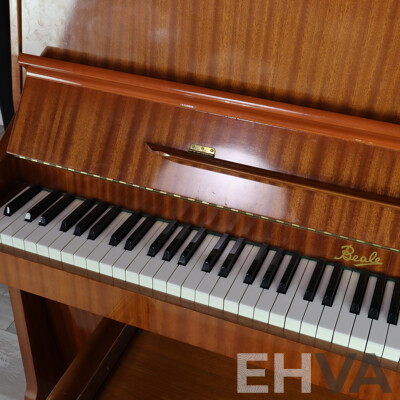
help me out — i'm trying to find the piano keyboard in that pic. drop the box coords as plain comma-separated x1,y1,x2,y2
2,186,400,363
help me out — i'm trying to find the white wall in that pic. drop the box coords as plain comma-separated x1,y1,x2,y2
0,109,3,127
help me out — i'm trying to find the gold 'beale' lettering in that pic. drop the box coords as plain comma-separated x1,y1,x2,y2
334,244,382,267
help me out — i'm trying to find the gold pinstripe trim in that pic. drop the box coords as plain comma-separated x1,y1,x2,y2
16,155,400,253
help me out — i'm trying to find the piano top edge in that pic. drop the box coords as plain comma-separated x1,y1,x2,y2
17,53,400,152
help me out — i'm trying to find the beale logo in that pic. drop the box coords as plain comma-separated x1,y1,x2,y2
237,353,391,394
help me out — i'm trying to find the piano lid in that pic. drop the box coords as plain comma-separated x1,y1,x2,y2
6,54,400,251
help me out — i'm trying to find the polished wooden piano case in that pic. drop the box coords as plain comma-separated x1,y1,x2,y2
3,1,400,399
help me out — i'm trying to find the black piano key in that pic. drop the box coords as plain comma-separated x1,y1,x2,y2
244,244,269,285
109,211,142,246
162,224,192,261
368,274,387,320
125,216,156,251
350,271,370,315
202,233,229,272
178,227,207,266
4,185,41,216
219,238,246,278
322,263,343,307
60,198,95,232
88,206,121,240
25,190,63,222
73,202,108,236
38,193,75,226
148,220,178,257
303,259,326,302
277,253,301,294
260,248,284,289
387,280,400,325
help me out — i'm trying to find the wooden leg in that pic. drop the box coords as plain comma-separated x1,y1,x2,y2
47,319,137,400
9,288,101,400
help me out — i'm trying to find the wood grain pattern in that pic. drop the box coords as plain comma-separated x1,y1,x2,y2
7,73,400,251
8,0,21,110
16,0,400,125
0,249,398,400
0,121,20,200
47,319,136,400
17,54,400,150
12,158,398,276
8,288,102,400
97,330,353,400
6,2,400,399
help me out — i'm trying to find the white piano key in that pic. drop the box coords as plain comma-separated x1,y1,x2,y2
316,269,352,342
166,234,215,297
60,206,111,266
79,213,128,271
223,246,260,314
348,275,377,352
0,191,48,246
61,236,87,266
383,308,400,362
125,221,169,284
209,244,253,310
180,236,220,301
332,272,360,347
85,212,131,272
99,216,146,277
153,231,198,292
253,254,291,323
365,280,394,357
138,227,191,289
25,199,82,255
238,250,277,319
300,264,334,337
195,240,236,306
284,260,317,332
269,258,308,328
114,221,164,282
49,219,84,261
12,215,44,249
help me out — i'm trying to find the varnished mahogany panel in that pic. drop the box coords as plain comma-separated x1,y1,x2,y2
12,0,400,124
48,319,135,400
97,330,352,400
0,249,398,399
9,288,101,400
7,79,400,250
0,122,20,200
16,54,400,150
13,158,399,275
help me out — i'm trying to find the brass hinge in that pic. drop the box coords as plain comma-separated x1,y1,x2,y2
189,144,215,157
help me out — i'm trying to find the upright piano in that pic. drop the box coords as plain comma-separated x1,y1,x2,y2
3,1,400,399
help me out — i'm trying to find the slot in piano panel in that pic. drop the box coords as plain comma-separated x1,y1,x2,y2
6,57,400,251
9,55,400,199
2,53,400,400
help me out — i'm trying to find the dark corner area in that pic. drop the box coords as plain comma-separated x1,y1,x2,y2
0,1,14,129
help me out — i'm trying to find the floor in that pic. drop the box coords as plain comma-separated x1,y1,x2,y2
0,122,26,399
0,284,25,400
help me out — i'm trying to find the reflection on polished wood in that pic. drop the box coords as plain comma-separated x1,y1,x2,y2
5,1,400,399
2,57,400,399
16,54,400,149
47,319,136,400
7,57,400,254
12,0,400,125
97,330,354,400
1,246,399,400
